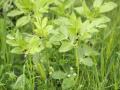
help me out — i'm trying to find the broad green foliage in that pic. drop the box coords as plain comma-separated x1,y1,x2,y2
99,2,117,13
7,31,44,54
16,16,31,27
62,77,75,89
75,0,117,19
51,71,67,79
33,17,53,38
59,41,74,52
93,0,103,8
0,0,118,90
7,9,24,17
13,74,25,90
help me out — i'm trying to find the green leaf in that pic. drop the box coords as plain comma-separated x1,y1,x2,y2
51,71,66,80
80,57,94,67
13,74,25,90
7,9,24,17
69,13,81,36
27,36,43,54
50,33,67,43
0,0,4,7
14,0,34,11
45,41,52,48
11,47,23,54
59,41,73,52
16,16,30,27
59,26,68,38
54,17,70,26
62,77,75,90
82,0,91,18
6,34,15,40
6,39,19,47
93,0,103,8
74,7,84,16
91,16,110,27
78,45,99,57
14,0,23,10
100,2,117,13
42,17,48,28
15,30,23,40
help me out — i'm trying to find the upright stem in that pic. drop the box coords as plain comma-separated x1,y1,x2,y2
74,45,80,86
75,46,79,75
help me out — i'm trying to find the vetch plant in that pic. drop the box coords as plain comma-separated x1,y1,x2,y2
5,0,117,89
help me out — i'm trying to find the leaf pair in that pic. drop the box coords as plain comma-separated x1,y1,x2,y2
7,31,44,54
51,71,76,89
75,0,117,19
33,17,53,38
7,10,31,27
93,0,117,13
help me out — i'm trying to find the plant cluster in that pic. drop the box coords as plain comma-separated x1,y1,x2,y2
0,0,118,90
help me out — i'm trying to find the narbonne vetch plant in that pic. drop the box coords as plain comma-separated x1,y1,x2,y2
6,0,117,89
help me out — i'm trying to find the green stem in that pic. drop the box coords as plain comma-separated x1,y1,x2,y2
74,46,80,86
75,47,79,74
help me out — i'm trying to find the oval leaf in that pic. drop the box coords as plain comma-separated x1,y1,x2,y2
93,0,103,8
13,74,25,89
51,71,66,80
62,77,75,90
100,2,117,13
80,57,94,67
7,9,23,17
16,16,30,27
59,41,73,52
